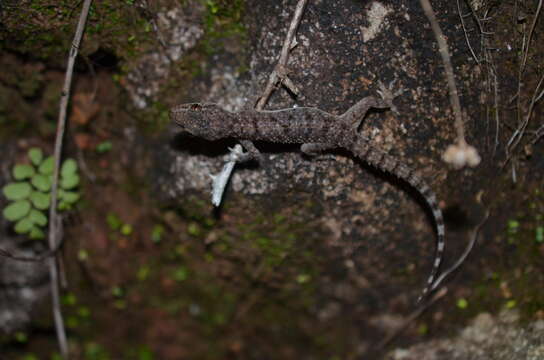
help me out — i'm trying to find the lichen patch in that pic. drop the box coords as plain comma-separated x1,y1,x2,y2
360,2,392,43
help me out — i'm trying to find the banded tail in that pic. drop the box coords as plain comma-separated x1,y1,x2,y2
353,140,445,302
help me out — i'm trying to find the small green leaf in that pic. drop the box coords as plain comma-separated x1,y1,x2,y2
29,226,45,239
151,225,164,243
66,315,80,329
187,222,200,236
30,191,50,210
13,164,35,180
60,191,80,204
107,213,122,230
61,158,78,177
39,156,54,175
136,346,154,360
120,224,132,236
31,174,51,192
21,354,39,360
3,182,32,200
417,324,428,335
28,209,47,226
137,265,150,281
58,201,71,211
78,249,89,261
111,286,124,297
96,141,113,153
50,353,63,360
28,148,43,166
61,174,79,189
14,331,28,342
77,306,90,318
536,226,543,243
3,200,31,221
507,219,519,233
296,274,311,284
14,217,33,234
62,293,77,306
456,298,468,309
173,267,188,282
113,300,126,309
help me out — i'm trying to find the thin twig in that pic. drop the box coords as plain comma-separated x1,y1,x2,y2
533,123,544,144
420,0,481,169
506,72,544,160
479,5,501,154
255,0,308,110
491,67,500,154
520,0,542,72
374,288,448,352
505,0,542,166
457,0,480,65
509,9,527,162
420,0,465,142
48,0,93,357
466,1,500,153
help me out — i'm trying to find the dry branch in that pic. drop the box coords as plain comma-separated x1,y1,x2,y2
255,0,308,110
48,0,93,357
420,0,481,169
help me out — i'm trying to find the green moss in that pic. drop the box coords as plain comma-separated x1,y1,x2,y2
201,0,247,55
0,0,154,64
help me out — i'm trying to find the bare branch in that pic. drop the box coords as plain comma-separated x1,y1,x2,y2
520,0,543,72
48,0,94,357
457,0,480,64
420,0,481,169
506,72,544,157
255,0,308,110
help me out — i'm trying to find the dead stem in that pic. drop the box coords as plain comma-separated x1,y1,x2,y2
521,0,543,72
457,0,480,65
255,0,308,110
506,0,543,165
420,0,481,169
48,0,94,357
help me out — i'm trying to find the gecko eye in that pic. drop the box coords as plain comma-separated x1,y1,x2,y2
190,104,202,111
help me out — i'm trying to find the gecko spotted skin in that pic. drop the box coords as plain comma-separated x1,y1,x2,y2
170,92,445,301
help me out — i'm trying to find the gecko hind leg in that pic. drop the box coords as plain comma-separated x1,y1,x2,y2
339,80,404,132
239,140,265,163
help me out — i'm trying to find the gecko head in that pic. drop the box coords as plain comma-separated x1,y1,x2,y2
170,103,229,140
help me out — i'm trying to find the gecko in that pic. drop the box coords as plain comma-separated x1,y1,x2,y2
170,84,445,302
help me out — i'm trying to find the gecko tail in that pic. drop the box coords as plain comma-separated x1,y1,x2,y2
354,144,446,303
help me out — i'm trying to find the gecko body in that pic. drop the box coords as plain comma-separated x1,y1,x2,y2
170,93,445,301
